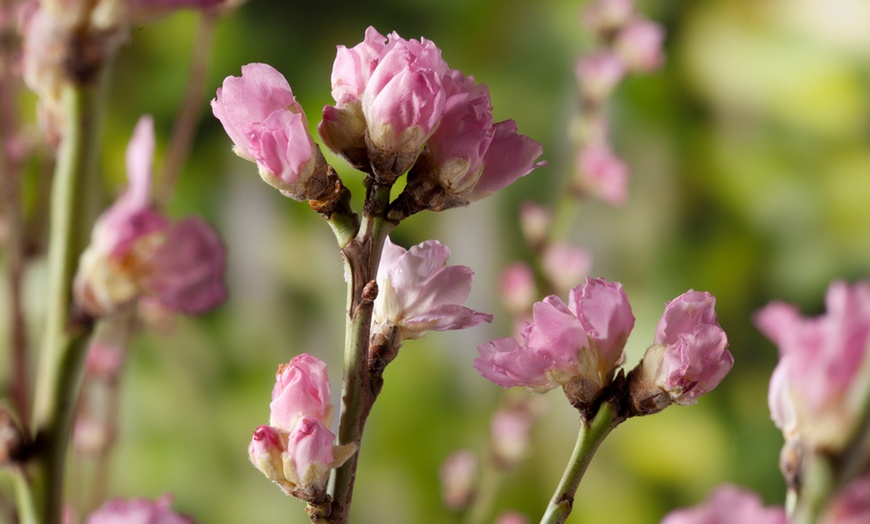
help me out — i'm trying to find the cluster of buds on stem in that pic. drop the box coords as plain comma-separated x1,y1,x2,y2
213,27,545,227
248,354,356,502
476,278,732,420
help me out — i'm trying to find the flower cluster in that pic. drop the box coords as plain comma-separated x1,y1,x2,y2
660,484,786,524
248,354,355,502
213,27,544,216
476,279,732,416
571,0,665,206
85,494,194,524
73,116,226,318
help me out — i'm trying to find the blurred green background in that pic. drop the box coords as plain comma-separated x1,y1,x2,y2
6,0,870,522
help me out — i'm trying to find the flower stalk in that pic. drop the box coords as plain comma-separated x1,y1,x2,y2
540,401,620,524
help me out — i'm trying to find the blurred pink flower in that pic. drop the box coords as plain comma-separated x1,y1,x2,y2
518,201,552,249
85,494,193,524
575,53,625,103
755,280,870,449
661,484,785,524
372,237,493,342
823,476,870,524
475,278,634,396
575,143,628,206
269,354,333,432
495,512,530,524
73,116,226,317
212,63,326,200
439,450,478,510
634,291,732,408
500,263,537,316
581,0,635,34
542,243,592,295
615,18,665,73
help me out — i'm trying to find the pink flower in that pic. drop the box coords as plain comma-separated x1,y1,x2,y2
423,69,494,195
575,53,626,103
269,354,333,432
500,263,537,316
615,18,665,73
372,237,493,342
495,513,529,524
440,450,478,510
542,243,592,295
581,0,635,34
661,484,786,524
73,116,226,317
823,476,870,524
575,143,629,206
249,356,356,500
212,63,327,200
633,291,732,407
518,202,552,249
755,280,870,450
324,27,449,180
85,494,194,524
475,278,635,397
489,396,544,467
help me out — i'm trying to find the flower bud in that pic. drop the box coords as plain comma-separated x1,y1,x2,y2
574,143,629,206
212,63,333,201
661,484,786,524
518,202,552,250
500,263,537,316
614,19,665,73
85,494,194,524
318,102,369,171
440,450,478,510
269,354,333,432
581,0,635,35
628,291,732,415
541,243,592,295
575,53,625,104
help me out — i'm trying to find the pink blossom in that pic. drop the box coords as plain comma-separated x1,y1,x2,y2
282,416,337,494
542,243,592,295
581,0,635,34
661,484,785,524
439,450,478,510
249,357,356,499
269,354,333,432
500,263,537,316
372,237,493,341
575,143,629,206
475,278,634,396
463,120,545,203
823,476,870,524
575,53,626,103
489,396,544,467
518,202,552,249
85,494,194,524
73,116,226,317
636,291,733,406
755,280,870,449
615,18,665,73
330,26,390,107
212,63,325,199
495,513,529,524
423,69,494,195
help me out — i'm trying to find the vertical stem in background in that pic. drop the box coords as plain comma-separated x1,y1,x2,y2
0,11,31,428
327,183,393,523
156,12,217,206
32,77,104,523
540,402,619,524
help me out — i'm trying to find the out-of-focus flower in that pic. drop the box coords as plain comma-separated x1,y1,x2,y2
248,355,355,501
85,494,194,524
84,342,124,379
73,116,226,317
212,63,334,201
490,394,545,468
518,202,552,250
541,243,592,295
823,476,870,524
661,484,786,524
629,291,733,414
439,450,478,510
372,237,493,343
575,53,626,103
495,512,530,524
500,263,537,317
614,18,665,73
475,278,634,405
581,0,635,35
574,143,629,206
755,280,870,450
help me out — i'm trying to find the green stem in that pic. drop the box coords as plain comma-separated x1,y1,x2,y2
540,402,619,524
465,458,503,524
31,78,104,523
326,183,394,523
791,453,834,524
11,468,38,524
